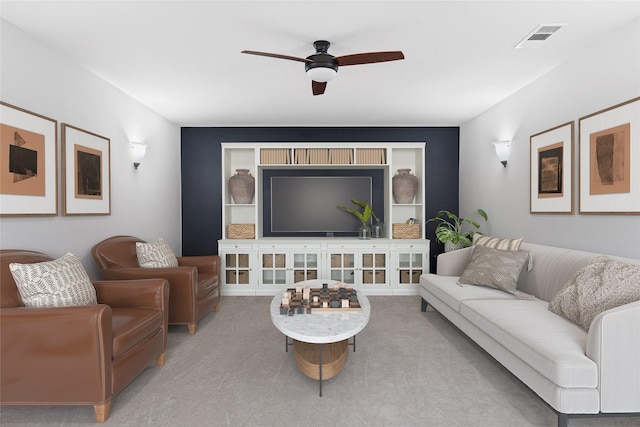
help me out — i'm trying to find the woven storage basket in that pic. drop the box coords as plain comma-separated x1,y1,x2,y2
392,223,420,239
227,224,255,239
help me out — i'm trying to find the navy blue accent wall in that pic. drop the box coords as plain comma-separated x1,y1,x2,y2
180,127,459,272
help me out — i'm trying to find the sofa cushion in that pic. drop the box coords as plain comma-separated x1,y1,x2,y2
459,245,529,293
460,298,597,388
9,252,97,308
136,238,179,268
420,274,516,313
548,256,640,331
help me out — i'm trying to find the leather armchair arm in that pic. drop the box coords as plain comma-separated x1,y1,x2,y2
100,266,198,285
0,305,112,403
93,279,169,311
177,255,220,275
99,267,197,323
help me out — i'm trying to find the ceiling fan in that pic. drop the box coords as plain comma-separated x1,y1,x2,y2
241,40,404,95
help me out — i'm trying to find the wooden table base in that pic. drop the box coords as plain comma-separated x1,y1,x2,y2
293,339,348,380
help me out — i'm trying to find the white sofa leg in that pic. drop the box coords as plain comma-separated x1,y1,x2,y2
421,298,428,312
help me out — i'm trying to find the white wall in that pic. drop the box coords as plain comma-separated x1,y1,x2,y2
0,20,182,278
459,17,640,259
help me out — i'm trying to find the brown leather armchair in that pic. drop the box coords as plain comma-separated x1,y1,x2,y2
91,235,220,335
0,249,169,423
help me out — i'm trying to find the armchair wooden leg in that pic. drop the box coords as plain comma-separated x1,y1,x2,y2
188,323,196,335
214,302,220,312
156,351,166,366
94,401,111,423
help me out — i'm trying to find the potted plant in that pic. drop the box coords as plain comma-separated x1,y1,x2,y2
426,209,488,251
338,199,382,239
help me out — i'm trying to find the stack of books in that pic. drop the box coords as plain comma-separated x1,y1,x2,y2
328,148,353,164
260,148,291,164
356,148,386,164
308,148,329,164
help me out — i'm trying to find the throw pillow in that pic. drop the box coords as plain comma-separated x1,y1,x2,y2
458,245,529,294
9,252,97,308
473,234,532,271
136,237,179,268
548,256,640,331
473,234,523,251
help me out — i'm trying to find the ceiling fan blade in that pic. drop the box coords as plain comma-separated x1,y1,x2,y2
241,50,310,63
335,51,405,66
312,81,327,96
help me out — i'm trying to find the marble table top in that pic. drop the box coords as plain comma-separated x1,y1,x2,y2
270,291,371,344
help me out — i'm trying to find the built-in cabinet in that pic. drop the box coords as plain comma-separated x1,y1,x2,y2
219,238,428,295
219,142,428,296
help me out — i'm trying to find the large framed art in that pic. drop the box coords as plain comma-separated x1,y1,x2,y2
530,121,574,214
578,97,640,215
62,124,111,215
0,102,58,216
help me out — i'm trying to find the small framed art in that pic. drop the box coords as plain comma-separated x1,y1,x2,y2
578,96,640,215
530,121,574,214
62,124,111,215
0,102,58,216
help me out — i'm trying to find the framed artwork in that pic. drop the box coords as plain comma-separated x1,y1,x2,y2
1,102,58,216
530,121,574,214
579,96,640,215
62,124,111,215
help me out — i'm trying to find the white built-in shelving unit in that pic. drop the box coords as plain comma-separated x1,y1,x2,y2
219,142,428,296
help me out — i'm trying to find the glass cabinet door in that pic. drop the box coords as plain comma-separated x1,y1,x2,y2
225,253,251,285
397,252,423,284
329,252,355,284
261,252,287,285
293,252,319,283
361,252,386,284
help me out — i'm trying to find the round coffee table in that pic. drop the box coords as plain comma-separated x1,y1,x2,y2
270,286,371,396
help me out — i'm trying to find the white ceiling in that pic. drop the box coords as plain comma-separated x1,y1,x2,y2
2,1,639,127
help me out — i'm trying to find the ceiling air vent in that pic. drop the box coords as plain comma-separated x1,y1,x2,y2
515,24,565,49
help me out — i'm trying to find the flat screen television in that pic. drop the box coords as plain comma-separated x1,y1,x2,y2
262,169,385,237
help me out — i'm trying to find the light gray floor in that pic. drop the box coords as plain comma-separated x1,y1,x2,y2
1,295,639,426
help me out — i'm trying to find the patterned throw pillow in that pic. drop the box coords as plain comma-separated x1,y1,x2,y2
473,234,532,271
458,245,529,293
136,237,179,268
473,234,523,251
9,252,97,308
548,256,640,331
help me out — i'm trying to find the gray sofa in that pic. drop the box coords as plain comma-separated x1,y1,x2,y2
419,242,640,427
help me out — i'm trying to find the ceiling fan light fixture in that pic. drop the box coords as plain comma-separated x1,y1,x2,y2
306,66,337,82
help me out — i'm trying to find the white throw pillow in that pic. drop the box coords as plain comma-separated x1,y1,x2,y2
136,237,179,268
9,252,97,308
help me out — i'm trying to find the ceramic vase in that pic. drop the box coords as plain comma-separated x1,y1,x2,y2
229,169,255,204
392,169,419,204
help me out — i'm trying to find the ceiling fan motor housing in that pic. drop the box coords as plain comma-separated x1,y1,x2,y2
305,40,338,81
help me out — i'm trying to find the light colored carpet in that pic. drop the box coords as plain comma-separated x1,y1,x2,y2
1,295,639,426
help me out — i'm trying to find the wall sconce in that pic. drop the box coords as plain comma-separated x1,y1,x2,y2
130,142,147,169
493,140,511,167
